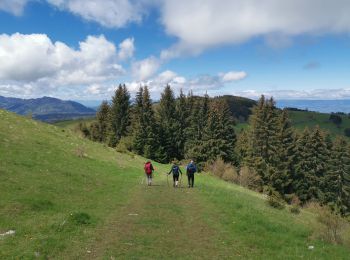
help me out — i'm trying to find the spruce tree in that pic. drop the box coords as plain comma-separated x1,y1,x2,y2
132,87,146,154
96,100,110,143
109,84,130,147
293,127,328,203
201,99,237,163
271,109,295,195
324,136,350,215
157,85,179,162
142,86,161,160
246,96,279,183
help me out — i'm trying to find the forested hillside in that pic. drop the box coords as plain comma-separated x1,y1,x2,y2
79,84,350,217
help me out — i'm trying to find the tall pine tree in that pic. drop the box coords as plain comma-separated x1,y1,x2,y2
157,85,179,162
324,136,350,215
109,84,130,147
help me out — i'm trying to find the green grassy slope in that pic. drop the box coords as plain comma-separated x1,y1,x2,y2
1,109,350,259
288,110,350,136
234,110,350,138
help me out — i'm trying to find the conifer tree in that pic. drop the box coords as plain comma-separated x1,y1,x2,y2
109,84,130,147
174,89,189,159
201,99,237,163
142,86,161,160
132,87,146,154
96,100,110,143
157,85,179,161
271,109,295,195
324,136,350,215
246,96,279,183
293,127,328,203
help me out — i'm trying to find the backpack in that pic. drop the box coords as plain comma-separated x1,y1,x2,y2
187,163,196,174
172,165,180,175
145,163,152,175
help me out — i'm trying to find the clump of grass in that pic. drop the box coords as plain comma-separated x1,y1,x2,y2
69,212,92,225
290,205,301,214
74,146,87,158
316,207,347,244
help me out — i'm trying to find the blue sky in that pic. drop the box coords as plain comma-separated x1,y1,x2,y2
1,0,350,100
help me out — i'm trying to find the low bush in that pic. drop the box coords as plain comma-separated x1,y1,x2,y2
290,205,301,214
316,207,347,244
267,195,286,210
206,158,239,183
239,166,262,191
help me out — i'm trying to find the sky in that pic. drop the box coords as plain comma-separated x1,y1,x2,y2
1,0,350,101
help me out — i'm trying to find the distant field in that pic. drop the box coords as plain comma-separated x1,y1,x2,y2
53,117,95,129
234,110,350,138
288,110,350,137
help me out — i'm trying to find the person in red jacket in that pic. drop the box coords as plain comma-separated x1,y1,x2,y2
144,161,155,186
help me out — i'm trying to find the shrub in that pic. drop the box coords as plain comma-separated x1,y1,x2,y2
221,165,239,183
267,195,286,210
239,166,262,191
317,207,347,244
207,158,226,178
206,158,239,183
116,136,133,153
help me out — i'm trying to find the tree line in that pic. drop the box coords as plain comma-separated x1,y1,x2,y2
79,84,350,216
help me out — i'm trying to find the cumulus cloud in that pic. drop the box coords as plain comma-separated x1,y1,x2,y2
131,56,161,81
0,33,130,98
0,0,28,16
0,33,124,84
47,0,145,28
118,37,135,60
221,71,247,82
126,69,247,94
158,0,350,57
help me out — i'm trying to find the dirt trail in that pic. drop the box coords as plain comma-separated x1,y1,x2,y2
82,174,235,259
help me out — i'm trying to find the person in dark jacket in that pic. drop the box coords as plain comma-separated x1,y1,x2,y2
186,160,197,188
168,162,183,187
144,161,155,186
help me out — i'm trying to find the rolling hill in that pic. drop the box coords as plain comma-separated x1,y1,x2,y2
0,96,95,122
1,109,350,259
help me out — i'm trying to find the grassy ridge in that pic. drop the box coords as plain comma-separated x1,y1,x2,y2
1,109,350,259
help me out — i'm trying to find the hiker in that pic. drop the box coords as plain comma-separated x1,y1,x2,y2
144,161,154,186
186,160,197,188
168,162,183,187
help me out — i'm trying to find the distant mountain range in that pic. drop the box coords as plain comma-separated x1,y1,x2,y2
0,96,96,122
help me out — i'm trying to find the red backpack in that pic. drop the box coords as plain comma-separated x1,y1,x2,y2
144,162,152,175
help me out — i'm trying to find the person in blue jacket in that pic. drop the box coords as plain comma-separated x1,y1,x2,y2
186,160,197,188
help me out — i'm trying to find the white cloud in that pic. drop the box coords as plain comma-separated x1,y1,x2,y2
221,71,247,82
47,0,145,28
0,33,130,98
230,88,350,100
118,37,135,60
126,69,247,95
158,0,350,57
0,0,28,16
131,56,160,81
0,33,124,85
